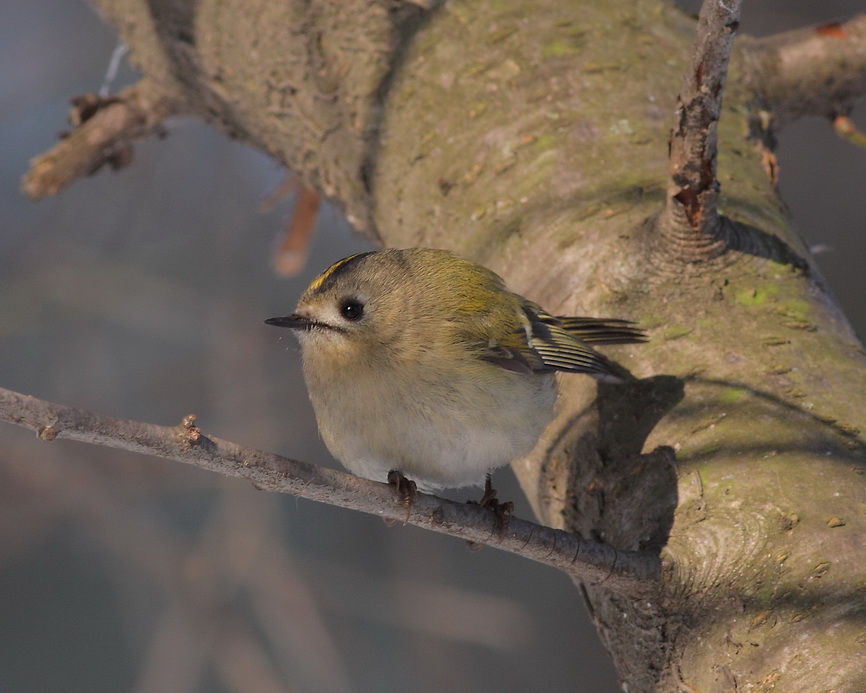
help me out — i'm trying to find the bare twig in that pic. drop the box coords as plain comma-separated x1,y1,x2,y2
742,14,866,129
21,78,176,200
657,0,742,262
834,114,866,148
0,386,661,596
271,183,321,277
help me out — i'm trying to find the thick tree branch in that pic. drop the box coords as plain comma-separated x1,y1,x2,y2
0,386,661,597
655,0,741,262
21,78,176,201
741,14,866,130
16,0,866,688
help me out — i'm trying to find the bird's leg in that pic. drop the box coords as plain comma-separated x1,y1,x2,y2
477,474,497,507
478,474,514,523
386,470,417,524
467,475,513,549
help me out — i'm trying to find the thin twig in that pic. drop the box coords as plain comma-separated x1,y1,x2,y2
271,183,321,277
834,115,866,149
0,386,661,596
658,0,742,262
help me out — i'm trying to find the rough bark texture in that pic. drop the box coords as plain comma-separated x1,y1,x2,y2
47,0,866,690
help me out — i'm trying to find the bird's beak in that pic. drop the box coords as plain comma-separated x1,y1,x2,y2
265,314,314,330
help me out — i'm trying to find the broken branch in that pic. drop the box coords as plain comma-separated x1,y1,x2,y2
657,0,742,262
21,78,176,200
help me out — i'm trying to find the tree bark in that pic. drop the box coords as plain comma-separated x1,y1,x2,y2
24,0,866,690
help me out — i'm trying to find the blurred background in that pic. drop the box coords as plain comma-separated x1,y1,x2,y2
1,1,863,691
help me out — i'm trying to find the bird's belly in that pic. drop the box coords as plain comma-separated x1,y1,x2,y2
313,371,557,492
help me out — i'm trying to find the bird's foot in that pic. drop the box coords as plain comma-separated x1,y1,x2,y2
466,475,513,550
386,470,417,525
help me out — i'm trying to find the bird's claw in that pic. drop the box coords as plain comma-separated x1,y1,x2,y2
387,470,417,524
467,475,513,549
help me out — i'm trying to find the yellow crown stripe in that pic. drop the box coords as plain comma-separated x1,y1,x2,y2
308,253,368,292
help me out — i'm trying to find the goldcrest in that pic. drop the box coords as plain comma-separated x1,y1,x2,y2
266,248,645,492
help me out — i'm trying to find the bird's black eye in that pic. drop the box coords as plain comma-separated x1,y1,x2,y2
339,299,364,321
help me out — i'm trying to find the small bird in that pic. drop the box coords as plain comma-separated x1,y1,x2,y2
266,248,646,494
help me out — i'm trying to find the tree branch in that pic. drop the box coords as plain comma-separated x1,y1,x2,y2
741,14,866,129
834,114,866,148
655,0,742,262
21,78,176,201
0,386,661,597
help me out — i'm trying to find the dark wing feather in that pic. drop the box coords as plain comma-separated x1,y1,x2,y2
522,305,646,382
555,316,648,345
477,298,647,382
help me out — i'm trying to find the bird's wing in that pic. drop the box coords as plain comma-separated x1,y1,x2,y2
480,300,635,382
523,306,624,380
